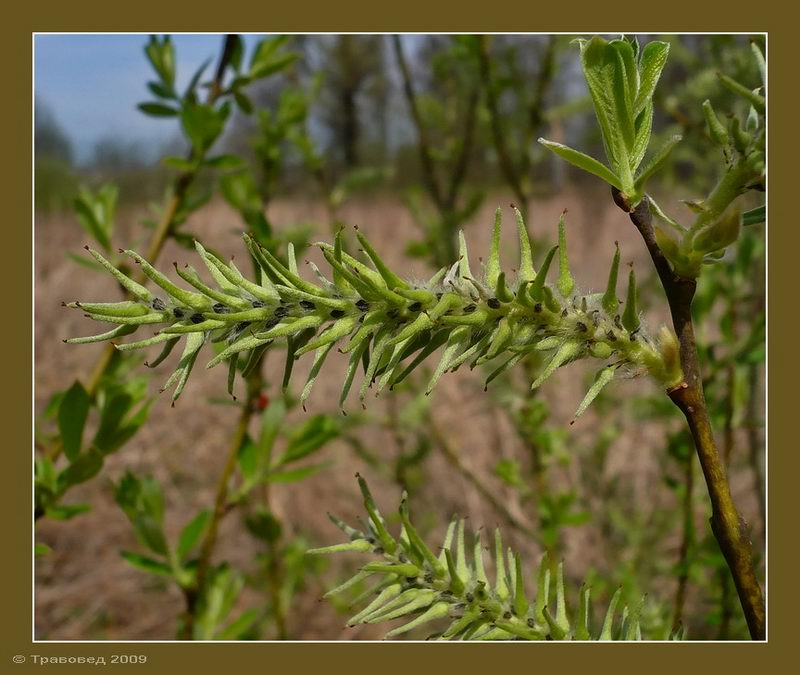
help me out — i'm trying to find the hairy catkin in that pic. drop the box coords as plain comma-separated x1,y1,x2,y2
306,477,682,640
66,208,683,411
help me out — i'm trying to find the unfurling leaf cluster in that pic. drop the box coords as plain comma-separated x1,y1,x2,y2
65,207,682,415
652,43,765,277
538,36,765,280
539,36,678,208
308,476,674,640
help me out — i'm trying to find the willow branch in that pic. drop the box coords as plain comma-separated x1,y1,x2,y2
181,376,258,639
618,190,765,640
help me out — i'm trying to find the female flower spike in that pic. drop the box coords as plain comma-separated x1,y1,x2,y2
307,477,667,640
66,209,683,414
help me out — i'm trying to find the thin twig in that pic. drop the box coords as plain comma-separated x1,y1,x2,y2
716,333,739,638
426,412,539,542
255,371,288,640
522,35,558,173
519,360,558,559
181,372,260,639
393,35,480,266
445,83,480,212
45,35,239,462
392,36,444,211
746,364,766,534
478,36,526,209
478,35,558,219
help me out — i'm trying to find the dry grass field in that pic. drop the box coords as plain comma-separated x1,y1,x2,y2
34,189,763,640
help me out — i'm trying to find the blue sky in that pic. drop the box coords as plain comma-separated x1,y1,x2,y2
34,34,263,162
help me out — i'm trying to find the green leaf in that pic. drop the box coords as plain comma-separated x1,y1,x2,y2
236,435,260,487
136,516,169,556
96,400,151,455
267,462,332,484
58,381,90,462
181,104,225,152
138,102,179,117
274,415,339,467
578,36,631,183
58,448,104,489
217,609,260,640
219,171,260,212
233,90,253,114
163,156,197,171
147,81,175,99
45,503,91,520
205,154,245,170
538,139,623,190
249,36,288,71
193,566,244,639
120,551,173,577
184,57,212,100
608,39,636,150
631,99,654,172
633,134,682,194
244,509,282,543
36,454,58,503
144,35,175,88
743,205,765,226
250,51,297,80
229,35,244,72
35,543,52,557
92,391,137,454
114,473,169,555
74,193,110,250
634,41,670,115
258,396,286,461
177,510,211,560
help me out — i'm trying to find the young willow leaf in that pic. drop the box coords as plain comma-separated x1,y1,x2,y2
537,139,622,190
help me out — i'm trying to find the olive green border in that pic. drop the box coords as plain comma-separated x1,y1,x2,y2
7,1,789,672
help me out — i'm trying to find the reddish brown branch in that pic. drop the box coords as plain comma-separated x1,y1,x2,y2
618,190,765,640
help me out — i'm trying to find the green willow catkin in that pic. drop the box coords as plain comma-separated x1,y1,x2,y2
307,476,676,640
65,208,683,413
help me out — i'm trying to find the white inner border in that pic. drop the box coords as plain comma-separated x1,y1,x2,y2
31,30,768,645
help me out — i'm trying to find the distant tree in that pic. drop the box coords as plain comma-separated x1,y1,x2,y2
303,35,387,170
90,136,150,172
35,98,73,164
